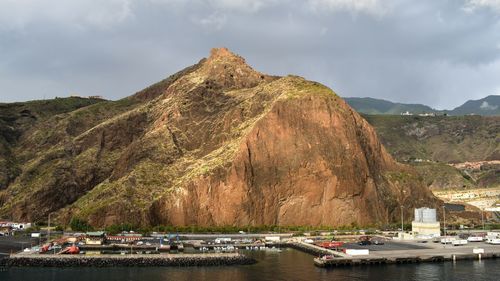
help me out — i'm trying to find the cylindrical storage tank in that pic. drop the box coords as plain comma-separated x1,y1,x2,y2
422,208,436,223
414,208,422,222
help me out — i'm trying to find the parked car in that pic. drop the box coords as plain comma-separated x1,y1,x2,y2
358,240,372,246
372,239,384,245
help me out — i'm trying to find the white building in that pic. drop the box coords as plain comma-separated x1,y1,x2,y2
412,207,440,237
0,222,32,230
265,236,281,242
215,237,232,244
12,222,32,230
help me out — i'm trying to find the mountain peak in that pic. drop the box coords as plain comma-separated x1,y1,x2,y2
208,47,243,62
205,47,249,70
199,47,273,90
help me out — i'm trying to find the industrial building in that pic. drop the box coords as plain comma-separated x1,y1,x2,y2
411,207,441,238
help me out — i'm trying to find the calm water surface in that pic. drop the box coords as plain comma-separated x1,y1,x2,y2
1,249,499,281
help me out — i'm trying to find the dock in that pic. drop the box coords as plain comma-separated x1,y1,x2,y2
313,243,500,268
79,243,183,252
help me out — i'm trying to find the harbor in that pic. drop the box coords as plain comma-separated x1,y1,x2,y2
3,235,500,268
2,206,500,269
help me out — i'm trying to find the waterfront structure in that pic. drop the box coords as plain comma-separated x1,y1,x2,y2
85,231,106,245
106,235,143,243
412,207,441,237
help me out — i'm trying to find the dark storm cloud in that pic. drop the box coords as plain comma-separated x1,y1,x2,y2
0,0,499,109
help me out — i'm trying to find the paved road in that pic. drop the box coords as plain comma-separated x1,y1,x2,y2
179,233,293,239
373,244,499,258
349,241,500,259
344,241,430,252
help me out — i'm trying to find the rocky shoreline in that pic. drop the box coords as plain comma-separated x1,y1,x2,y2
0,253,256,267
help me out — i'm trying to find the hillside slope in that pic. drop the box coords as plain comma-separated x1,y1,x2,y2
0,48,439,228
0,97,106,190
363,115,500,163
362,115,499,191
447,95,500,116
344,97,436,115
345,95,500,116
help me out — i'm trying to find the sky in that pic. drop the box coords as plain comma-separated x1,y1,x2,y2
0,0,499,109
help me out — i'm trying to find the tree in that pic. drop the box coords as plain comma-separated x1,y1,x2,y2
70,217,92,232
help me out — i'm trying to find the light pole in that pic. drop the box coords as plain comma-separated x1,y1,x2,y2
47,212,53,243
442,205,446,237
401,206,404,233
482,208,485,230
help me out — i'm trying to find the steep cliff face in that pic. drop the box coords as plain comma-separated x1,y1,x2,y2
146,76,437,227
0,48,440,227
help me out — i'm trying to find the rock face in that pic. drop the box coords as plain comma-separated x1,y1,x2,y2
0,48,440,227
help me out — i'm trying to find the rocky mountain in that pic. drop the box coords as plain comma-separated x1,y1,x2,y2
345,96,500,116
0,48,439,228
344,97,436,115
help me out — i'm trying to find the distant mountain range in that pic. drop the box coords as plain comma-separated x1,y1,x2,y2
344,95,500,116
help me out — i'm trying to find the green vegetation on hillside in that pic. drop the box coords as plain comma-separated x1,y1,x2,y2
362,114,499,163
0,97,106,189
411,162,475,190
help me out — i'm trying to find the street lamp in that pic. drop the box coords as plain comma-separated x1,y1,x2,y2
400,206,404,233
442,205,446,237
47,212,54,243
482,208,485,230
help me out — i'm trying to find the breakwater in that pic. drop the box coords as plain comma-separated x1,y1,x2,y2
1,253,255,267
283,242,348,257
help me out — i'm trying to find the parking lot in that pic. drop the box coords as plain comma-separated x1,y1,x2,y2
0,236,40,256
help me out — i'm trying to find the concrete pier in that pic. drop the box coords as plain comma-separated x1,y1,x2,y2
313,243,500,268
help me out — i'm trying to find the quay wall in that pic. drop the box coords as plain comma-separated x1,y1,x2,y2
314,252,500,268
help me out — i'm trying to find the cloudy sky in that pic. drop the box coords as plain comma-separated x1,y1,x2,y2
1,0,499,109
